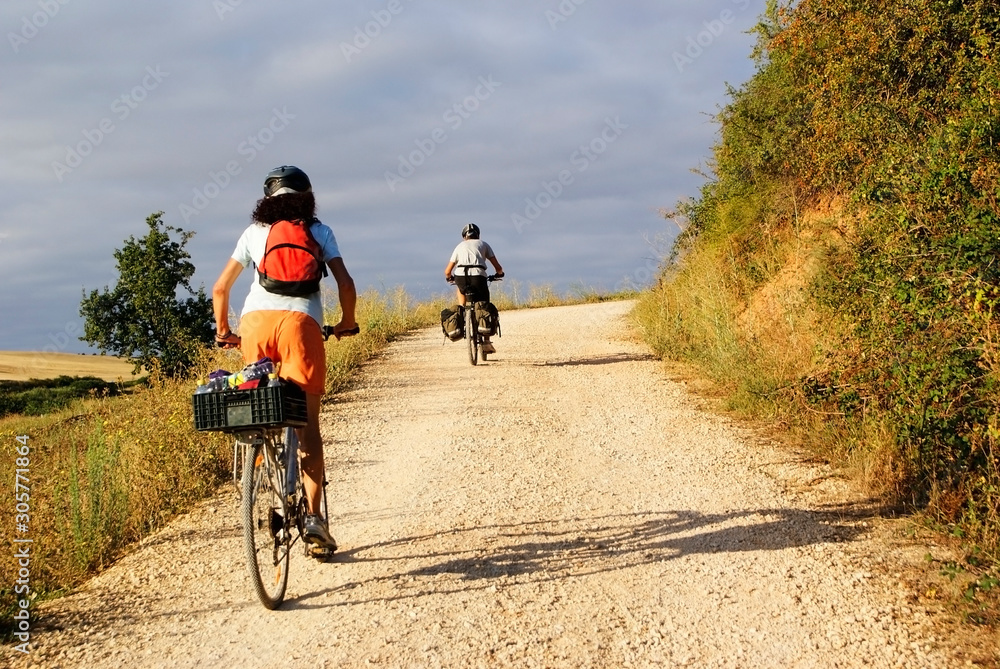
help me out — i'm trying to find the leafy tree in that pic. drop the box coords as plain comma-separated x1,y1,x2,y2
80,212,213,375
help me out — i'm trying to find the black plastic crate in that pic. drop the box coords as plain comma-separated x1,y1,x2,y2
192,381,307,432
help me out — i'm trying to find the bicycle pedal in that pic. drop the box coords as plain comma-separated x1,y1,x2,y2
308,545,335,561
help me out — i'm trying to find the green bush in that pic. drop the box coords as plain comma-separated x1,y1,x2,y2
641,0,1000,556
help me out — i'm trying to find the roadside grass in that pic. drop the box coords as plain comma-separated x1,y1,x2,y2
632,206,1000,626
631,206,920,499
0,283,627,638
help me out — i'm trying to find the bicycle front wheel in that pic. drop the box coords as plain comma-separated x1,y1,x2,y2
465,305,478,365
241,438,290,609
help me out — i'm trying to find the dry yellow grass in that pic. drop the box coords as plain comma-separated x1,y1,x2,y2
0,351,138,382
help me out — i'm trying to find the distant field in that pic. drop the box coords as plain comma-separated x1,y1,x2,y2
0,351,138,381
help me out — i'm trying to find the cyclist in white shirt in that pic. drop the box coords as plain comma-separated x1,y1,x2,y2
444,223,504,353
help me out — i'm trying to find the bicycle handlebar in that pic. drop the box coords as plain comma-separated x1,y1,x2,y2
322,325,360,341
215,333,241,349
216,325,359,348
447,273,504,283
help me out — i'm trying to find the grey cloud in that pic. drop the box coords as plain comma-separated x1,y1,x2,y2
1,0,765,351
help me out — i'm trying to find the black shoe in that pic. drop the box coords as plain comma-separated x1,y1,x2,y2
303,514,338,552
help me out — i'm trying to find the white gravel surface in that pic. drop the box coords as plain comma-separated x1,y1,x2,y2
6,300,996,667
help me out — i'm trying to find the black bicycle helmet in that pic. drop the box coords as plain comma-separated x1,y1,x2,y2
263,165,312,197
462,223,480,239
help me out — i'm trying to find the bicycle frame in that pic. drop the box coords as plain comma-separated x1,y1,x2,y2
233,426,295,477
283,426,299,505
234,429,291,528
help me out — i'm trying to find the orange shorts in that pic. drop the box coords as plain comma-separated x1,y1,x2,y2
239,311,326,395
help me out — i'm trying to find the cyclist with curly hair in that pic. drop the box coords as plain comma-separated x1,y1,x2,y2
212,165,357,552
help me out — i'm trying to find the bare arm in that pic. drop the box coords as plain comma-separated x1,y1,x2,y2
444,260,457,280
488,256,504,276
327,257,358,336
212,258,244,347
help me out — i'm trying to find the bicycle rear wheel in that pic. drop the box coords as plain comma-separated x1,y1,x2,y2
241,437,290,609
465,305,478,365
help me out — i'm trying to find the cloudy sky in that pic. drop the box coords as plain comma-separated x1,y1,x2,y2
2,0,763,353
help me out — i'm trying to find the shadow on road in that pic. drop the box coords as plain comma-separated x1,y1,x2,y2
24,504,889,630
529,353,657,367
289,502,885,610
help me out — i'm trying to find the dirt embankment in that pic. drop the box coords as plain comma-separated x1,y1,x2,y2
6,301,996,668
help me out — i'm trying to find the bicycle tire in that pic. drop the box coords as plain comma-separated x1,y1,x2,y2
466,305,478,365
241,437,290,609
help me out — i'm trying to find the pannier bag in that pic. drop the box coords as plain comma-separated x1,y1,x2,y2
475,301,500,336
441,305,464,341
257,219,328,296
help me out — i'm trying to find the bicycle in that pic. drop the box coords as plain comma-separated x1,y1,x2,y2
233,422,315,609
448,268,502,366
194,324,358,609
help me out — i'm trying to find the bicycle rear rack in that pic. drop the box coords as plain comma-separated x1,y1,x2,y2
232,431,264,498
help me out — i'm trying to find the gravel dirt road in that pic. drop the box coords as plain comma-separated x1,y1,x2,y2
7,300,997,667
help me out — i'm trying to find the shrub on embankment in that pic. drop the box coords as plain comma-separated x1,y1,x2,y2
635,0,1000,601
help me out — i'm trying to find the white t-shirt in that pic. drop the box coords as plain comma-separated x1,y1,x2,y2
449,239,495,277
231,220,342,325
